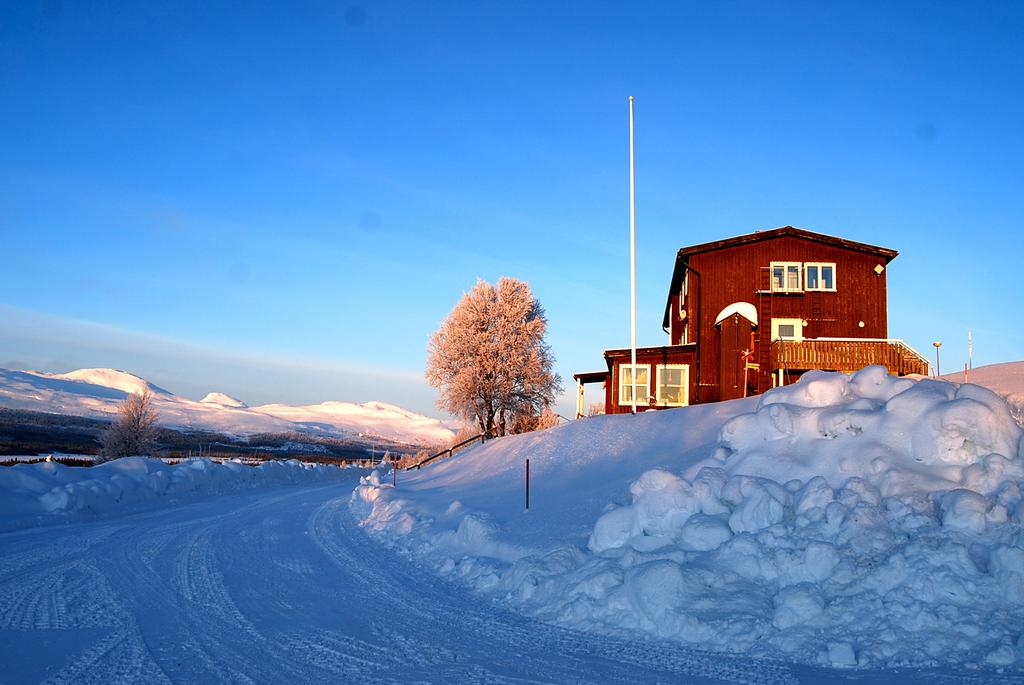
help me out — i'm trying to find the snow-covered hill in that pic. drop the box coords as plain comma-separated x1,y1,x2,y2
353,363,1024,671
941,361,1024,419
252,399,453,444
0,367,453,446
200,392,248,408
55,368,170,396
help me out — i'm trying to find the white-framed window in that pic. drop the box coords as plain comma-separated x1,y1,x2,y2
618,364,650,406
656,364,689,406
805,263,836,291
771,318,804,341
770,262,802,292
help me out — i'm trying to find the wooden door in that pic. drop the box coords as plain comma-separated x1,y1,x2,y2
718,314,756,401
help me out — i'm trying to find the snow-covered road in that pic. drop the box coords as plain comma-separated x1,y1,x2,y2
0,477,1016,684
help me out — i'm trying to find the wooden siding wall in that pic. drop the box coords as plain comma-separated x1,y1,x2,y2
669,290,681,342
671,235,890,402
604,346,697,414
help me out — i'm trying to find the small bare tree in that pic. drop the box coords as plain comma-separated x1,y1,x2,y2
98,389,159,462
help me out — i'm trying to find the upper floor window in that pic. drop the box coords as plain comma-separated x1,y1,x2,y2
770,262,802,292
805,263,836,291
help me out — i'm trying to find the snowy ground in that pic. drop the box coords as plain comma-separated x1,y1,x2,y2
353,365,1024,677
4,474,1016,684
2,363,1023,683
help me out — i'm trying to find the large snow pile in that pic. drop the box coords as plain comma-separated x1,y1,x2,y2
0,456,351,531
351,367,1024,670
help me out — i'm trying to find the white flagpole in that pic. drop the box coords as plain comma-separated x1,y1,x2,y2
629,96,637,415
968,329,973,370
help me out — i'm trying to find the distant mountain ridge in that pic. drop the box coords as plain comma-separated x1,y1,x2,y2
0,367,453,447
200,392,248,408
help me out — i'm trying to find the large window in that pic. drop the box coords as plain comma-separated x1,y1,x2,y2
770,262,802,292
618,364,650,406
656,365,689,406
805,263,836,291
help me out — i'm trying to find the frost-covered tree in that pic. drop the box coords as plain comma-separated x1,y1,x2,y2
98,389,159,461
508,403,561,434
535,405,562,430
427,277,561,437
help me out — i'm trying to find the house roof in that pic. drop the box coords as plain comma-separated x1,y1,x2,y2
675,226,898,260
572,370,609,383
661,226,899,330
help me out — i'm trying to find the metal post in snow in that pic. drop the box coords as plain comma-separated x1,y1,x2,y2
525,459,530,512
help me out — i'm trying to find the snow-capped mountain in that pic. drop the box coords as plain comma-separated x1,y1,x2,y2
54,368,171,396
252,400,452,443
200,392,248,408
0,367,453,446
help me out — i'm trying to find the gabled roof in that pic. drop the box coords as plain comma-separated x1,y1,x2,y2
676,226,897,260
661,226,898,330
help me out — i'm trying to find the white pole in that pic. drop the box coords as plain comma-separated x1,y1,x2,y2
576,377,584,419
629,96,637,415
968,329,973,370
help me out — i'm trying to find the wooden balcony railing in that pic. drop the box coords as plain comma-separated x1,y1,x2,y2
770,338,930,376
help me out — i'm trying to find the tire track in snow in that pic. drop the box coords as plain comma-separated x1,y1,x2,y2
308,493,801,684
3,480,1021,684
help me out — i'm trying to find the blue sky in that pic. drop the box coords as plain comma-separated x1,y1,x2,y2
1,1,1022,418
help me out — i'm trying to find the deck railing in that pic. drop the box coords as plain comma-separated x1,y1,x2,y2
770,338,930,376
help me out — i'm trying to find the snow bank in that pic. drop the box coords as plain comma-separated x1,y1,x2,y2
710,367,1022,494
0,457,352,531
351,367,1024,670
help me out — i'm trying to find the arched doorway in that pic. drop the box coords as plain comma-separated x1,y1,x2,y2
715,302,758,401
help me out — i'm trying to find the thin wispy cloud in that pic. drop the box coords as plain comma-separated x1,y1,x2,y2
0,305,435,412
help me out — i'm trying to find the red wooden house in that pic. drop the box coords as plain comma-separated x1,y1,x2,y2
574,226,929,417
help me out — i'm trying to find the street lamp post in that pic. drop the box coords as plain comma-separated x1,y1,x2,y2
932,341,942,376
